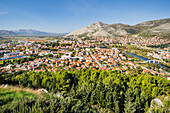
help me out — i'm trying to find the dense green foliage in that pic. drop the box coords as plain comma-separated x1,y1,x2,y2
0,69,170,112
0,95,96,113
147,43,170,49
0,57,36,67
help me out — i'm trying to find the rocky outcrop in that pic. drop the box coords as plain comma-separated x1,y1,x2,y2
65,21,129,37
148,96,170,113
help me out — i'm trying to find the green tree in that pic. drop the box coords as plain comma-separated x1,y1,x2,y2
124,89,136,113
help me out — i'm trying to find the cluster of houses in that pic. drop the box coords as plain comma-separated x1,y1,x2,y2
147,50,170,60
71,35,169,46
115,36,170,46
0,39,169,78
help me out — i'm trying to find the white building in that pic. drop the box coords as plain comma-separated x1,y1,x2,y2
4,52,20,58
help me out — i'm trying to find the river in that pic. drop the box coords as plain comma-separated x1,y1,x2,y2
125,52,167,69
0,56,26,61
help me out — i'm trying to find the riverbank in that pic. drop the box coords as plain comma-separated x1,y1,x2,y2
124,51,169,73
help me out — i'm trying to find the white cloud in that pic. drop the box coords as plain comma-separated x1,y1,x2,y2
0,11,9,15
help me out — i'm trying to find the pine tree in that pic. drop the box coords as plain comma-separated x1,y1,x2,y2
113,91,119,113
124,89,136,113
105,91,112,109
134,88,143,112
68,84,76,98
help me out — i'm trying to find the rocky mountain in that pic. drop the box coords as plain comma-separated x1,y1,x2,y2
134,18,170,30
66,21,129,37
134,18,170,37
66,18,170,38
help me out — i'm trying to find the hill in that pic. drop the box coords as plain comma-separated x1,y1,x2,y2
66,18,170,38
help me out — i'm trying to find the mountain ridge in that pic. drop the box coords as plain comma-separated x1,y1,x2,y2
0,30,17,35
0,29,67,36
66,18,170,38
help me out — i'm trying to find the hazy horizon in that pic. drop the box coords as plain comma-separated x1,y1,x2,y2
0,0,170,33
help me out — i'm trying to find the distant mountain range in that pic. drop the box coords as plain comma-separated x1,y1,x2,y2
0,29,67,36
0,30,17,35
66,18,170,38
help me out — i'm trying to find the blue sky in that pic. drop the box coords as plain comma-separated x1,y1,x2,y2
0,0,170,33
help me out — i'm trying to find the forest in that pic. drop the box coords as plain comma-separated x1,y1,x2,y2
0,69,170,113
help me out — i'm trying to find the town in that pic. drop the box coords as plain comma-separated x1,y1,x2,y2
0,36,169,78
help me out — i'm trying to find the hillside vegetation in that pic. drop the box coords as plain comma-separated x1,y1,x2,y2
0,69,169,112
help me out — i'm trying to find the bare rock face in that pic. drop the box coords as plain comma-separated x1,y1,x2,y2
65,18,170,38
150,98,164,108
144,23,170,33
65,21,129,37
148,96,170,113
38,88,48,93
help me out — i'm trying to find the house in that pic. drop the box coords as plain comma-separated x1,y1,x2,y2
64,67,70,70
0,67,4,70
143,69,150,73
116,67,122,71
125,71,130,74
159,73,166,76
122,65,128,70
76,67,81,70
147,52,152,56
6,64,13,70
134,65,138,69
151,71,157,75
